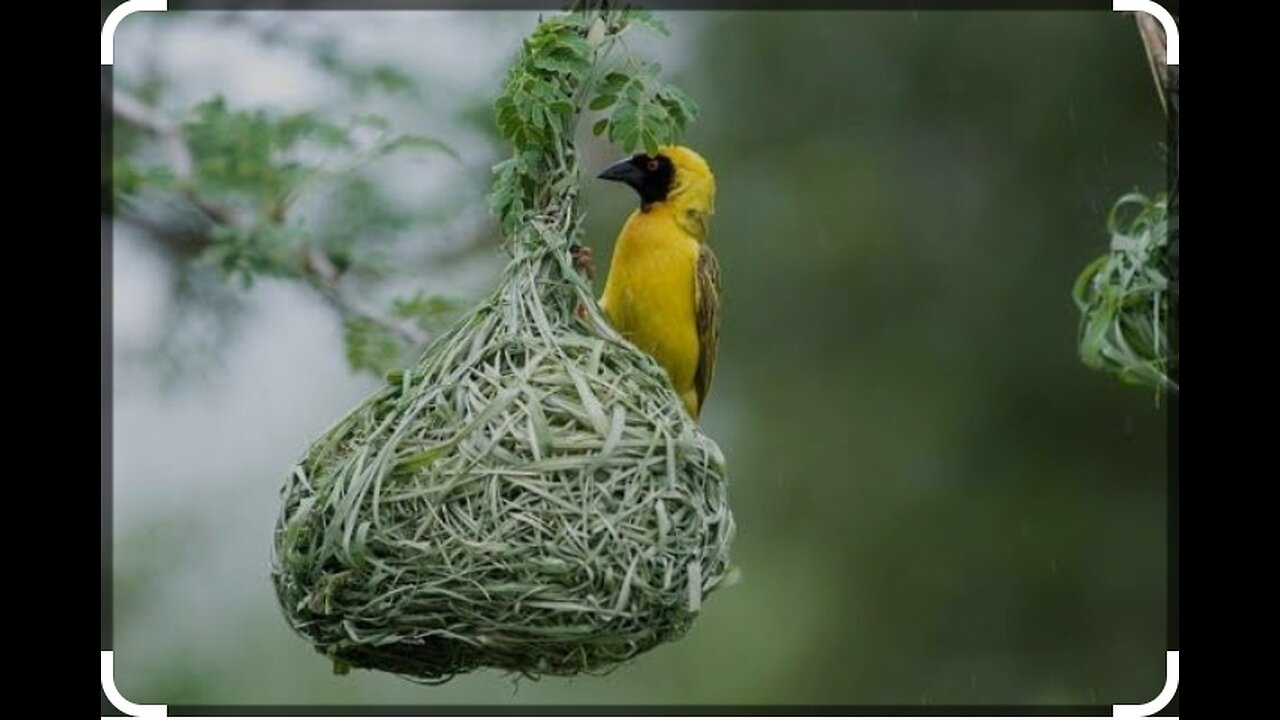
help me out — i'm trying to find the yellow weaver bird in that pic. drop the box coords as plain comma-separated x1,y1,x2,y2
574,145,721,420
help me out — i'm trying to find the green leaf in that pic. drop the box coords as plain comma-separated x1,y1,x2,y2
592,118,609,136
532,53,588,75
559,35,593,60
369,65,415,94
589,94,617,111
620,75,646,102
343,318,405,377
624,8,669,36
599,71,630,92
392,292,465,333
641,128,659,155
657,85,700,128
631,101,669,154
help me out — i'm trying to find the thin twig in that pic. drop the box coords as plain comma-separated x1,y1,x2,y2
301,246,426,346
111,91,195,183
109,89,239,225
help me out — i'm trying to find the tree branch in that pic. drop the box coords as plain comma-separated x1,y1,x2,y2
109,89,427,350
300,246,426,346
112,91,196,183
1132,13,1169,116
110,89,238,226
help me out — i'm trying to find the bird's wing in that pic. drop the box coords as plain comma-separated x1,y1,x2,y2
694,242,722,414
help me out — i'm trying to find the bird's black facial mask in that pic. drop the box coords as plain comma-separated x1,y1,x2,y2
597,154,675,208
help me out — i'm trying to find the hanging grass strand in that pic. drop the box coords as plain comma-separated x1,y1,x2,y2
1073,190,1177,396
271,6,735,683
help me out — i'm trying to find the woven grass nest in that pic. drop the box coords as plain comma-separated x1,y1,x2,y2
271,9,735,683
271,229,735,681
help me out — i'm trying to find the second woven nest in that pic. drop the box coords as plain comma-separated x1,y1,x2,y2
271,220,736,682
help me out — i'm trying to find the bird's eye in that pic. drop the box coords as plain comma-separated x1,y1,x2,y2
646,158,659,172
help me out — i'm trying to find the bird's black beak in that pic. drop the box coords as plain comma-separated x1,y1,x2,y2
597,158,645,191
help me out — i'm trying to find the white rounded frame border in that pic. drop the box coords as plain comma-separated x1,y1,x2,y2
98,1,1179,67
99,649,1181,717
102,651,167,717
1113,650,1179,717
1113,0,1180,65
101,0,168,65
99,1,1179,717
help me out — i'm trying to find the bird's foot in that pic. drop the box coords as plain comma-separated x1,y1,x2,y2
568,244,596,325
569,243,595,280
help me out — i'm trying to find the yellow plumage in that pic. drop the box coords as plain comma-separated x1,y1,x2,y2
596,145,720,419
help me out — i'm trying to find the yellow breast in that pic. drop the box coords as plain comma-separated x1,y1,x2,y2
599,206,701,398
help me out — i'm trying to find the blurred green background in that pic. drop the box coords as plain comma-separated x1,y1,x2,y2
108,8,1167,707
